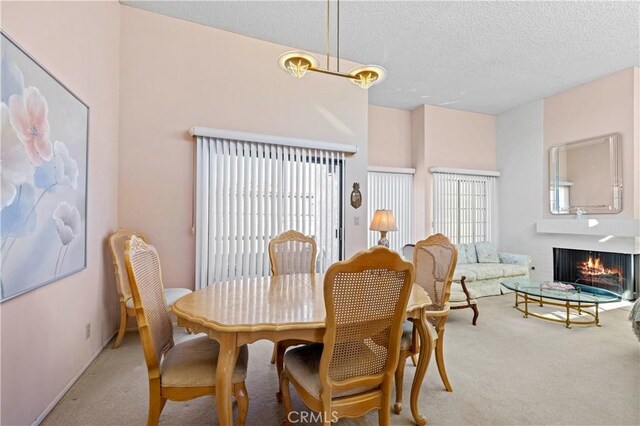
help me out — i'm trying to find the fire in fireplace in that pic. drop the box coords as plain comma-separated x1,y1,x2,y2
553,248,637,300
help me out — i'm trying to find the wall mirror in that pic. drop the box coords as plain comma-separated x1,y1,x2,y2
549,133,621,215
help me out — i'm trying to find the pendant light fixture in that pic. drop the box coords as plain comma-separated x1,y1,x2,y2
277,0,386,89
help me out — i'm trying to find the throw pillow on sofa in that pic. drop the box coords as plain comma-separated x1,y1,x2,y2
476,241,500,263
460,243,478,263
456,245,469,264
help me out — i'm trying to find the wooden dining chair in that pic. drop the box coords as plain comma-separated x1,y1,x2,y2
109,228,192,348
269,229,317,276
125,236,249,426
394,234,457,414
268,230,317,390
405,243,477,325
280,246,414,425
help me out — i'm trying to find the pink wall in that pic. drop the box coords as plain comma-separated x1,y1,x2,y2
0,2,120,424
370,104,496,240
634,67,639,220
368,105,412,168
543,68,637,219
414,105,497,238
118,6,369,289
411,106,428,238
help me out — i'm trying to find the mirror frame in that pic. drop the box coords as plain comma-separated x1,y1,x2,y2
549,133,622,215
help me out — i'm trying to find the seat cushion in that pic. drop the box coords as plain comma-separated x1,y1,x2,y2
284,343,380,399
468,264,504,280
400,321,437,351
164,287,192,305
453,269,477,282
501,264,528,277
126,287,191,308
160,336,248,388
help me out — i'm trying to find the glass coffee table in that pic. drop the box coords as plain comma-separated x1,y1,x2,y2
500,278,621,328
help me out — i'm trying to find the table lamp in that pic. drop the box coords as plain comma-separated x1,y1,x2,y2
369,209,398,248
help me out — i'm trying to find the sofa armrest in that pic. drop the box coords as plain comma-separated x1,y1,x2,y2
499,252,531,268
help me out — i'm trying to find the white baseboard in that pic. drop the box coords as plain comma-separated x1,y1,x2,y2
33,330,117,426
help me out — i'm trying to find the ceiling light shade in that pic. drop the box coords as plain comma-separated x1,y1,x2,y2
349,65,387,89
278,52,319,78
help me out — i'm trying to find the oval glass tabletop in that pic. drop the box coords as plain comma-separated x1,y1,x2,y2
500,278,621,304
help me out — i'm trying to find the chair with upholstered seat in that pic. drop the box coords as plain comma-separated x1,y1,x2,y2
280,246,414,425
403,244,477,325
125,236,249,426
109,228,192,348
268,230,317,389
394,234,457,415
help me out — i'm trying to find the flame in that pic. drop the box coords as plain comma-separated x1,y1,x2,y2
578,255,619,277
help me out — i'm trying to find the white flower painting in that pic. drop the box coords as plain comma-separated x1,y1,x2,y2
1,32,88,302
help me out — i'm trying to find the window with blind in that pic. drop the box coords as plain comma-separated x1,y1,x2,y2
367,168,414,251
195,135,345,288
431,169,498,244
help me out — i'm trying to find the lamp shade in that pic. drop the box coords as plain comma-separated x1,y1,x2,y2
369,209,398,232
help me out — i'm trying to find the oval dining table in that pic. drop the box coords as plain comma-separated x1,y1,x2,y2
172,272,435,425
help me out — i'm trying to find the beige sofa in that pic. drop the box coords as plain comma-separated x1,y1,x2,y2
453,242,531,298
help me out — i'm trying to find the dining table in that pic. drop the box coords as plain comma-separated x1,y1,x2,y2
172,272,435,425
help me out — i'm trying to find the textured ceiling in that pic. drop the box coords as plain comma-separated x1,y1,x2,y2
122,1,640,114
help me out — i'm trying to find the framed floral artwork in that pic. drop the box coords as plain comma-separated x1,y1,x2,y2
1,31,89,302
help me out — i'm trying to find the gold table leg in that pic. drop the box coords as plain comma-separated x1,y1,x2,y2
565,302,571,328
523,294,529,318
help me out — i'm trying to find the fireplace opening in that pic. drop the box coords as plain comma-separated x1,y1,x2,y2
553,248,637,300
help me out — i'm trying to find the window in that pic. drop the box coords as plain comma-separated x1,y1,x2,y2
195,135,345,287
367,167,414,251
431,169,498,244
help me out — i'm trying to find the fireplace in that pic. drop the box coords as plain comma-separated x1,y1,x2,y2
553,248,638,300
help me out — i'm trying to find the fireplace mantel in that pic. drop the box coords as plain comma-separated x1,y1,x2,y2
536,219,640,237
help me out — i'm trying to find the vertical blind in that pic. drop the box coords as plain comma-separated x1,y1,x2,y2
195,136,344,288
367,169,414,251
432,171,497,244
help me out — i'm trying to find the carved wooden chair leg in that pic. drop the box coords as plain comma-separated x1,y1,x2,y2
379,381,392,425
280,371,293,425
113,303,128,349
394,354,406,414
435,323,452,392
234,382,249,426
321,392,332,426
147,378,166,426
275,342,288,401
471,304,479,326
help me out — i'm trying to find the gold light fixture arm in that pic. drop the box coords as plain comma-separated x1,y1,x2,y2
277,0,386,89
326,0,330,70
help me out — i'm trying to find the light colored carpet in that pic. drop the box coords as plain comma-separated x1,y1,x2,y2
43,295,640,425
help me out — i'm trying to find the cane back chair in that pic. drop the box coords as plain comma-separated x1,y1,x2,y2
268,230,318,394
125,236,249,426
280,247,415,425
394,234,457,414
109,228,191,348
404,244,477,325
